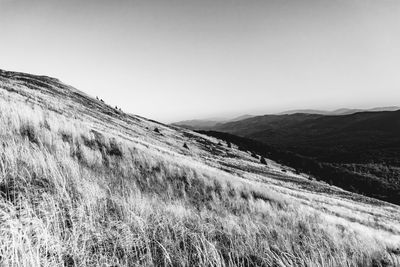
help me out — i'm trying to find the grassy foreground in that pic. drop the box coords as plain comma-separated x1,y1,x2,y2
0,71,399,266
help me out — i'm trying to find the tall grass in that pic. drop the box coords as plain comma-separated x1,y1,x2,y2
0,96,398,266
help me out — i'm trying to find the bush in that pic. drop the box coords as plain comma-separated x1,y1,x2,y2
251,152,258,159
108,138,123,157
260,157,267,165
20,123,39,145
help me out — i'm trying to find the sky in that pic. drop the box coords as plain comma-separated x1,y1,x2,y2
0,0,400,123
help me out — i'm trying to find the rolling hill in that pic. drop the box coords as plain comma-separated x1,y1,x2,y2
205,111,400,204
1,69,400,266
173,107,399,130
212,111,400,161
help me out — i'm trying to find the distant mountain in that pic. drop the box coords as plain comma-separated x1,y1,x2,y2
212,110,400,161
277,109,331,115
171,119,221,130
173,106,400,130
229,114,254,122
330,108,365,115
366,106,400,112
173,114,255,129
206,110,400,204
278,106,400,116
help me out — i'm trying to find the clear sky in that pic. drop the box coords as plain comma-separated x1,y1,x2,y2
1,0,399,122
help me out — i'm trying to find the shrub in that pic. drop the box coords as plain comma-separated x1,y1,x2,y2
61,132,73,144
260,157,267,165
20,122,39,145
108,138,123,157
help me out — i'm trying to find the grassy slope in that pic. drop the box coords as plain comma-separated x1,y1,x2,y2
0,69,400,266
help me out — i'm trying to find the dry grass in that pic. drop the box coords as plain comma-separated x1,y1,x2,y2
1,75,400,266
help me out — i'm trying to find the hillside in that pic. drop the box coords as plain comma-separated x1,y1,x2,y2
213,111,400,147
1,69,400,266
173,107,399,130
212,111,400,162
208,112,400,204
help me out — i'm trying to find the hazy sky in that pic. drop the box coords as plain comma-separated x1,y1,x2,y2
1,0,400,122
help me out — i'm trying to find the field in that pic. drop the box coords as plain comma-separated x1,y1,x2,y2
1,69,400,266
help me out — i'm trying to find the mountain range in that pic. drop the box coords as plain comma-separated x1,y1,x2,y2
210,110,400,162
173,114,254,129
192,109,400,204
173,106,399,130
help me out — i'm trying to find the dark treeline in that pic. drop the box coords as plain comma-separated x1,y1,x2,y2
198,130,400,205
